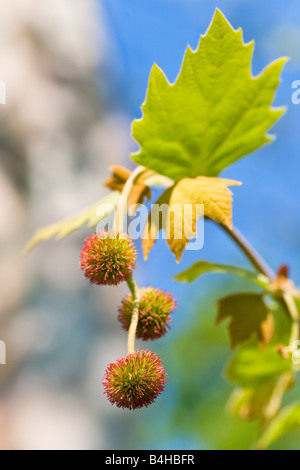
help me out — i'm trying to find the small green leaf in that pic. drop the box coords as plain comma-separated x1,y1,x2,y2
226,346,292,388
174,260,270,288
25,191,119,253
131,9,287,180
217,293,274,349
255,402,300,449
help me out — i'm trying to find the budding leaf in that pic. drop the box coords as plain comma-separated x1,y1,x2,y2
217,293,274,350
105,165,152,211
226,346,291,388
142,176,240,262
24,192,119,253
131,9,287,180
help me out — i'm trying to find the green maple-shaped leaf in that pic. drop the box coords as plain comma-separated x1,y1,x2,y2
131,9,287,180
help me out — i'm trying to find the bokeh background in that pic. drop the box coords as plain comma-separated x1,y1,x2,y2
0,0,300,450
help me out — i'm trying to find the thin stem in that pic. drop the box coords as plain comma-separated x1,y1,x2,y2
126,275,140,354
114,165,146,234
282,292,300,348
263,372,294,421
112,167,144,355
215,221,276,280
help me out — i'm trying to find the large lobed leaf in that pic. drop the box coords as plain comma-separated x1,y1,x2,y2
131,9,287,180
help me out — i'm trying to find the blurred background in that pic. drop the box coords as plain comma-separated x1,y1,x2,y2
0,0,300,450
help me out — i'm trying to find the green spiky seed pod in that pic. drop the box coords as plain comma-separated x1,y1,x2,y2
118,287,177,340
80,231,136,286
103,350,166,410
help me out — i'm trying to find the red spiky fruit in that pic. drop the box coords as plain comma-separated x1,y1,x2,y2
80,231,136,286
102,350,166,410
118,287,177,340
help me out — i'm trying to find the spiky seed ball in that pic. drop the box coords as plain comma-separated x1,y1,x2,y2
118,287,177,340
80,231,136,286
103,350,166,410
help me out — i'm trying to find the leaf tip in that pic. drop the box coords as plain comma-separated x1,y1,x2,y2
141,238,151,261
213,7,226,21
280,56,290,66
171,244,184,264
23,235,40,255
